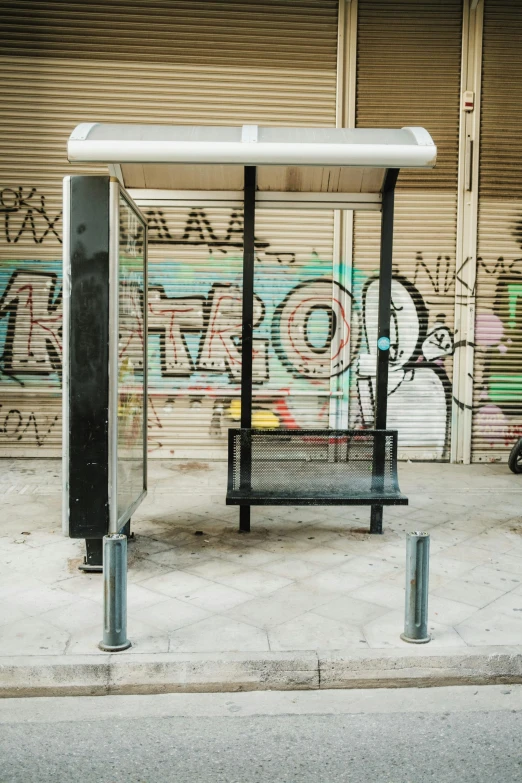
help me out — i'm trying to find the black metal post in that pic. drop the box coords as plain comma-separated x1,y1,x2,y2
239,166,257,532
370,168,399,534
78,538,103,572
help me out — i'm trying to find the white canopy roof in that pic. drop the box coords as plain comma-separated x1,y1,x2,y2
68,123,436,210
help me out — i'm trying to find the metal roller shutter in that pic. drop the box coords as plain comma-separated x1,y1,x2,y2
0,0,338,457
351,0,462,460
472,0,522,462
146,207,335,458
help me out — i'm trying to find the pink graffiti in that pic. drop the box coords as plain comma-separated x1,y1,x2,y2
475,312,503,346
475,404,508,444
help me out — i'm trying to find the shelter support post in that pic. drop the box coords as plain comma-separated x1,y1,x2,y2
239,166,257,532
370,169,399,534
78,539,103,573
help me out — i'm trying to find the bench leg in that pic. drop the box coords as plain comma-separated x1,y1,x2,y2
239,506,251,533
370,505,383,534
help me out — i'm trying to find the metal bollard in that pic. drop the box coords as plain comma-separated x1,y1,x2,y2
400,531,431,644
99,534,131,652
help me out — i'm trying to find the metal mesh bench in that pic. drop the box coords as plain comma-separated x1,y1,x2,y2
226,428,408,507
216,157,423,534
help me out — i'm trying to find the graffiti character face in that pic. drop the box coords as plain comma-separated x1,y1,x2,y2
422,322,453,361
363,277,422,367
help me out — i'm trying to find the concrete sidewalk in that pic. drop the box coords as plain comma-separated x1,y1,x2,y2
1,459,522,696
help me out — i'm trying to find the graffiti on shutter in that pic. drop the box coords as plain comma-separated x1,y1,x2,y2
1,195,460,460
472,202,522,460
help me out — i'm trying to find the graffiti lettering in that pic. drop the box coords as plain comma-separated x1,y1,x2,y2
265,251,296,265
148,286,205,376
1,187,62,245
413,252,454,298
0,191,274,255
476,255,522,284
0,271,62,379
146,209,270,253
0,255,458,455
273,279,352,379
0,403,59,447
197,284,268,382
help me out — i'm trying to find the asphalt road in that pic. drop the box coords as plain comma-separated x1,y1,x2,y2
0,685,521,782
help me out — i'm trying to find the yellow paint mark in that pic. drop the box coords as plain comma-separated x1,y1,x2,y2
228,399,242,421
227,400,279,429
252,409,279,429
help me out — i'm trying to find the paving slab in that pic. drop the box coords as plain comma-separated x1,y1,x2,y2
1,459,522,696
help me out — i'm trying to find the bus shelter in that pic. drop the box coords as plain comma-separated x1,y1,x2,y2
63,123,436,556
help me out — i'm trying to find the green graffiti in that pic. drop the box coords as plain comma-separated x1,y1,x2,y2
507,282,522,329
489,374,522,402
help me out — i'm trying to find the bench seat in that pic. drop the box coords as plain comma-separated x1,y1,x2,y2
226,428,408,507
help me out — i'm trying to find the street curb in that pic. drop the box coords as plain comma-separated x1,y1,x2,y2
2,646,522,698
318,646,522,689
